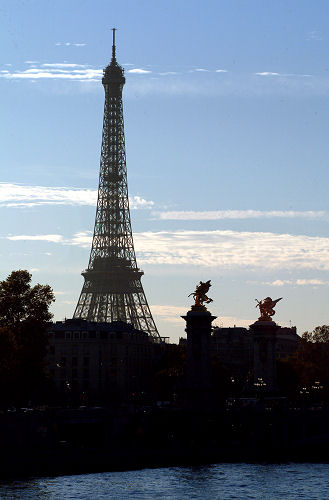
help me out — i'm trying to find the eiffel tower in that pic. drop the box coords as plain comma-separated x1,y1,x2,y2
74,30,159,339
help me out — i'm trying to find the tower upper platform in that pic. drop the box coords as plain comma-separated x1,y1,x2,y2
102,28,125,92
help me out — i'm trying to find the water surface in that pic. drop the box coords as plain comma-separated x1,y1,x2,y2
1,463,329,499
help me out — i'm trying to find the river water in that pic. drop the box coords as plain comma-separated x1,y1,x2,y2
1,463,329,499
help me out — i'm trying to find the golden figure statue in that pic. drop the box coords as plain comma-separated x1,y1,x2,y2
255,296,282,321
189,280,213,311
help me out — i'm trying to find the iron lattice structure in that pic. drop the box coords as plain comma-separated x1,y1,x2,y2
74,31,159,339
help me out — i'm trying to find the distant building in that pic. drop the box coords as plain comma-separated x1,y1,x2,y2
275,326,299,359
211,327,252,376
211,325,299,376
46,319,165,405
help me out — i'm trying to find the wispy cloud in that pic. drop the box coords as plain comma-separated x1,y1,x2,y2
124,72,327,98
130,196,154,209
133,230,329,270
1,67,102,81
151,304,252,327
55,42,86,47
306,31,323,41
255,72,280,76
255,71,312,78
127,68,151,74
69,231,92,247
150,305,185,324
156,209,328,220
13,229,329,271
212,316,253,328
0,183,154,209
1,62,326,97
266,279,329,287
7,234,63,243
41,63,88,69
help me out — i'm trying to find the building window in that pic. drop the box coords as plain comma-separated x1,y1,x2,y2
72,357,78,366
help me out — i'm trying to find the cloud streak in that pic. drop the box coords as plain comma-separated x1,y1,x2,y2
131,230,329,270
266,279,329,287
9,229,329,271
0,63,151,81
1,62,327,97
55,42,86,47
150,304,252,327
0,183,154,209
255,72,280,76
42,63,88,69
255,71,312,78
7,234,63,243
127,68,151,74
156,209,328,220
1,67,102,81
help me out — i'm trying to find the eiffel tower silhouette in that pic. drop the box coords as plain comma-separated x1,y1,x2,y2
74,30,159,339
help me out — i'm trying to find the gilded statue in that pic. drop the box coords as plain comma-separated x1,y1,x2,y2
189,280,213,310
255,296,282,321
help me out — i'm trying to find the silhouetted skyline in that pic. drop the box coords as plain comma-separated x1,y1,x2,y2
0,0,328,341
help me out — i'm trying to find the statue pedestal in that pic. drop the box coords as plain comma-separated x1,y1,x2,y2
250,320,279,394
182,310,216,411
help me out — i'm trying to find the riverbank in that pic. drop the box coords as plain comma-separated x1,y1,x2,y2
0,406,328,478
1,439,329,479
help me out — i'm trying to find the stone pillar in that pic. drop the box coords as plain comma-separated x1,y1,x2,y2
250,320,279,393
182,309,216,411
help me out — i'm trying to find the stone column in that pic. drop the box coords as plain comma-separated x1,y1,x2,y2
250,320,279,393
182,309,216,411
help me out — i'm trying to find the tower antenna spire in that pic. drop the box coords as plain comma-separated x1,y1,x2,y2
111,27,117,62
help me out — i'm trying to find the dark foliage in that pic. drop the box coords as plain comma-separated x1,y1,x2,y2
277,325,329,402
0,270,55,406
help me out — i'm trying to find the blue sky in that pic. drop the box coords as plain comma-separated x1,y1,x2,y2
0,0,328,341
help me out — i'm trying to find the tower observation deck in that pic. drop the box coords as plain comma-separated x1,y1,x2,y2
74,30,159,339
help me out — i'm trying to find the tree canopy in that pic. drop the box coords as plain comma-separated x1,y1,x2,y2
0,270,54,328
0,270,55,406
276,325,329,402
302,325,329,343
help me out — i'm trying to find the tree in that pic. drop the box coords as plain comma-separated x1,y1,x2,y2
302,325,329,343
277,326,329,404
0,270,55,406
0,270,54,328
